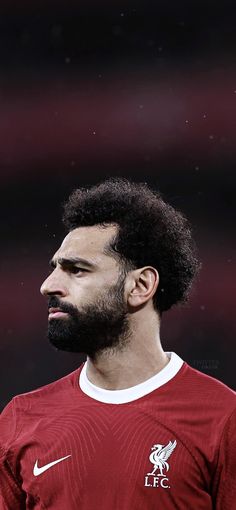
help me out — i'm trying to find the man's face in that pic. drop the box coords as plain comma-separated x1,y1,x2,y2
40,225,130,357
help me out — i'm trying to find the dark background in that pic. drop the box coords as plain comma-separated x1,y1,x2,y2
1,0,235,411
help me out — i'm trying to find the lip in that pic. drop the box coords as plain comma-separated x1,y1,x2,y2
48,307,62,313
48,308,69,320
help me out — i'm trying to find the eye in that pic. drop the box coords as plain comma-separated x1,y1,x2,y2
69,266,87,275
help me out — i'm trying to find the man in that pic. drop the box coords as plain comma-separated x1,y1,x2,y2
0,178,235,509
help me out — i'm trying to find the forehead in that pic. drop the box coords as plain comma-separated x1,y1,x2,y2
55,225,118,261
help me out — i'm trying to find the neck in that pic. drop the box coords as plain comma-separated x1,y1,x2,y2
86,308,169,390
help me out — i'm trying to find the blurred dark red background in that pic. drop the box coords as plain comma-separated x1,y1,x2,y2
1,0,235,410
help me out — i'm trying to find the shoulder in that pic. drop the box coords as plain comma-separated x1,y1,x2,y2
164,359,236,470
0,366,84,453
177,361,236,424
1,364,83,421
183,362,235,400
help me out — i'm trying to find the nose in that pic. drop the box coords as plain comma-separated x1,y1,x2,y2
40,270,67,297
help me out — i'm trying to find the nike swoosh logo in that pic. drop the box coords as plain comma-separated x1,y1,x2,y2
33,454,71,476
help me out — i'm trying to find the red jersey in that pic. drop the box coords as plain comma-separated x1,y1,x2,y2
0,352,235,509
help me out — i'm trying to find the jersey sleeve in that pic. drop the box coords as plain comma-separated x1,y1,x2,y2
213,407,236,509
0,399,26,509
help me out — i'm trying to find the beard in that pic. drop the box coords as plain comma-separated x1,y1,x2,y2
46,273,131,358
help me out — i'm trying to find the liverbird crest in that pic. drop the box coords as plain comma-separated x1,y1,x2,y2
147,440,177,477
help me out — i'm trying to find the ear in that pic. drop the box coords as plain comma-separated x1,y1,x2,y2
127,267,159,309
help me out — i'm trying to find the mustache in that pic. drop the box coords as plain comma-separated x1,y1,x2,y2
47,296,77,315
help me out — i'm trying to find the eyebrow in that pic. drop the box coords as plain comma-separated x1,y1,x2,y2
49,257,96,270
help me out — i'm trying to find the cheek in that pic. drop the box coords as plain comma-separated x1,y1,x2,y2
70,270,119,301
69,278,101,302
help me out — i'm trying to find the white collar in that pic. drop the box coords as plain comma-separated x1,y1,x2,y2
79,352,183,404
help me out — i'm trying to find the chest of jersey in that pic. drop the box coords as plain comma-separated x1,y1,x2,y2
18,402,212,509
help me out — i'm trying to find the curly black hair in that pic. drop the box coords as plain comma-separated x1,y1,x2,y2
62,178,200,313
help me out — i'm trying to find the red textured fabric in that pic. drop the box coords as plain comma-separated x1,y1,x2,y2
0,360,235,509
